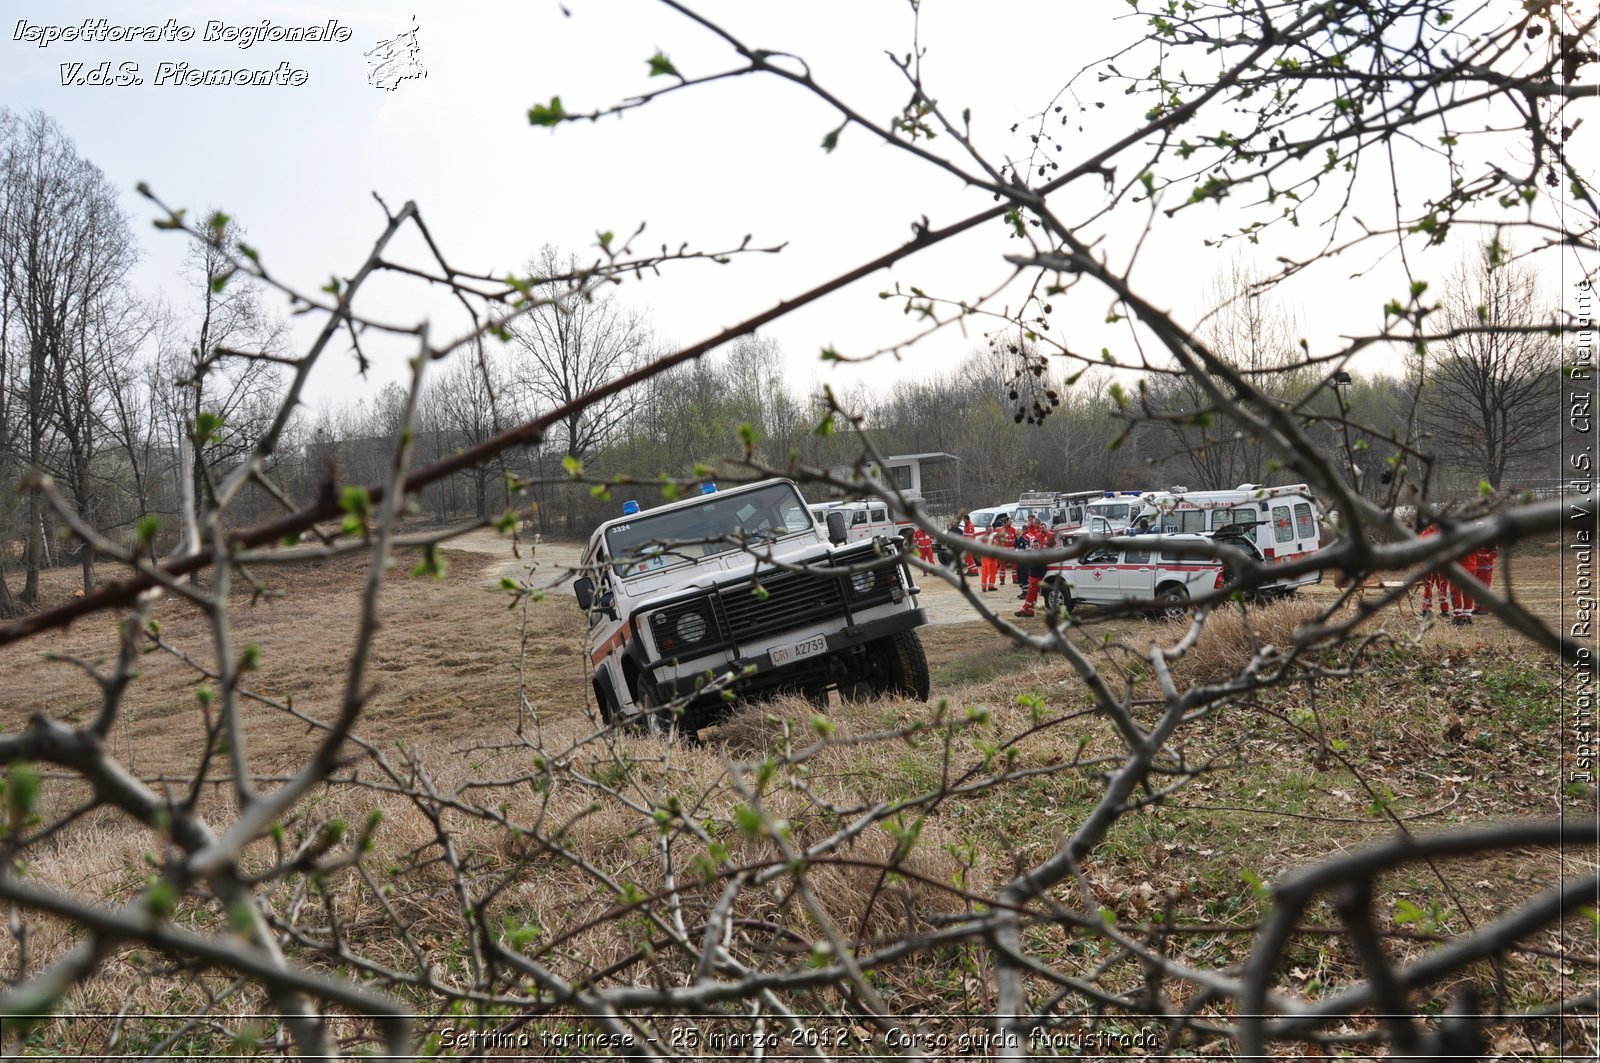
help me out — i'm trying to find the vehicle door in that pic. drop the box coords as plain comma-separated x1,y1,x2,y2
848,506,872,542
1069,545,1124,603
1117,546,1155,600
1291,500,1318,558
1266,504,1295,562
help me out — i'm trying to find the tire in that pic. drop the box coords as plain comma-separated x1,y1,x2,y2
632,677,697,741
850,630,931,702
1156,582,1191,620
1042,579,1072,615
595,678,618,726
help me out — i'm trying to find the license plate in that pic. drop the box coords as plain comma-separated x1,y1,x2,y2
771,633,827,666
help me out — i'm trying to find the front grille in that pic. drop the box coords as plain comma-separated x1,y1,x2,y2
719,567,846,641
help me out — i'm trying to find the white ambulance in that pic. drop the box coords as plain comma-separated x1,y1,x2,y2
1129,484,1324,592
808,500,899,544
1015,490,1102,537
1083,491,1150,535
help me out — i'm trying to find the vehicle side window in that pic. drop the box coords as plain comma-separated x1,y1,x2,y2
1232,506,1258,527
1294,502,1314,540
871,507,887,522
1211,510,1233,529
1123,549,1151,564
852,511,867,525
1085,548,1119,564
1159,550,1204,564
1272,505,1293,543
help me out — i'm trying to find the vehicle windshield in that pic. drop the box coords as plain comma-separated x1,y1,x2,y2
1088,502,1130,522
604,483,813,578
1017,505,1051,523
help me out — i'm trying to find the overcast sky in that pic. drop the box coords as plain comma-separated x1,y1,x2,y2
2,1,1592,414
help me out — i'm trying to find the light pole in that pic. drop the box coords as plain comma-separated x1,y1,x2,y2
1331,370,1358,490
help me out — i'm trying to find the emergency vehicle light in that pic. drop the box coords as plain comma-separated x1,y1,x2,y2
622,499,640,515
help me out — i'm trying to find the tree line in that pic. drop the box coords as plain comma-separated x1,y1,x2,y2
0,107,1565,612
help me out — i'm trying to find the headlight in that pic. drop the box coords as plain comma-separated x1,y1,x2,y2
850,570,877,596
676,611,708,643
650,604,714,654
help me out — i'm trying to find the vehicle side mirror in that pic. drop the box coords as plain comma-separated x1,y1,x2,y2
826,511,848,545
573,576,595,611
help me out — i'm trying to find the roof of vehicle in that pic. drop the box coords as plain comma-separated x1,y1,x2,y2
1072,530,1264,560
1139,483,1314,505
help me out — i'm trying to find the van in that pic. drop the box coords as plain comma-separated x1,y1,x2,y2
1130,484,1323,592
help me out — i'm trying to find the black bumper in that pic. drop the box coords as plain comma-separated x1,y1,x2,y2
649,608,928,703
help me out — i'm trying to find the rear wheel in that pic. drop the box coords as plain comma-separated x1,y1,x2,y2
1157,583,1191,620
1042,579,1072,615
847,630,931,702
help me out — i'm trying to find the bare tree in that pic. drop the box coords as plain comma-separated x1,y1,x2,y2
1142,260,1311,489
49,286,153,590
417,347,507,520
509,245,647,529
0,109,137,601
155,217,286,555
1419,251,1562,492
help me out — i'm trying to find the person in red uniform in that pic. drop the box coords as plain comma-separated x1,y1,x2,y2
961,513,979,576
1471,543,1498,616
997,515,1020,589
1014,517,1051,617
913,526,935,564
978,519,998,592
983,515,1018,592
1450,559,1475,625
1417,524,1449,620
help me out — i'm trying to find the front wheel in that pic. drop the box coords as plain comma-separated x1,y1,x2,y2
846,630,932,702
632,678,697,741
595,678,619,726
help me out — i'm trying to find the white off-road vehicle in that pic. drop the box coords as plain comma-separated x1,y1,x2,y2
575,479,931,735
1040,525,1266,618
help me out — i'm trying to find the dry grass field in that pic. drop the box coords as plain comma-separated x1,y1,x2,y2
0,530,1588,1056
